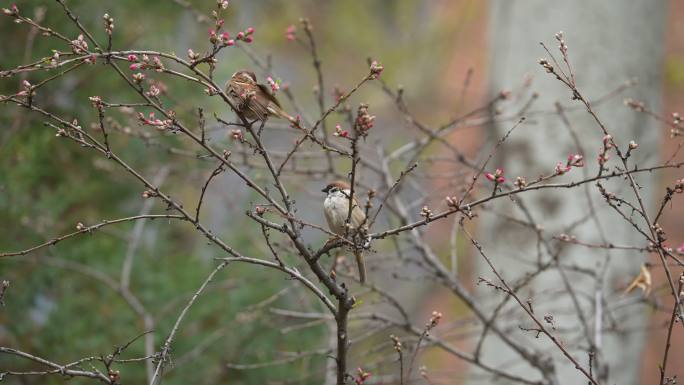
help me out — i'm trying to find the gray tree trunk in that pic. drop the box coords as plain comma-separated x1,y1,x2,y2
478,2,665,384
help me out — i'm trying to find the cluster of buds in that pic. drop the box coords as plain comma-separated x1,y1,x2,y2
652,223,666,243
445,195,459,208
556,153,584,175
204,86,219,96
514,176,527,189
555,161,571,175
83,54,97,65
1,4,18,16
485,168,505,184
354,368,371,385
628,140,639,150
254,205,266,217
132,72,145,84
543,314,556,330
369,60,384,79
220,31,235,46
674,112,682,126
129,54,164,72
76,222,85,231
55,126,68,137
390,334,402,353
234,26,255,43
555,31,567,55
103,13,114,35
137,111,173,130
108,370,121,384
557,233,577,242
70,34,89,54
538,58,553,73
624,98,645,112
141,189,157,198
145,84,161,98
420,205,432,219
598,135,613,166
50,51,60,67
187,49,201,61
285,24,296,41
230,129,244,141
266,76,280,93
427,310,443,330
333,123,349,138
354,103,375,136
672,112,682,137
17,79,33,98
88,95,104,109
217,0,229,9
674,178,684,194
288,114,302,128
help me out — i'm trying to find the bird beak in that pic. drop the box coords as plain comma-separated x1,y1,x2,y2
321,188,327,193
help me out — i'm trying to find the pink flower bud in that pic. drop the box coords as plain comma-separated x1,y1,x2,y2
236,31,245,40
369,60,384,79
246,27,255,35
555,161,571,175
132,72,145,83
486,168,505,183
568,154,584,167
127,54,139,62
226,39,235,46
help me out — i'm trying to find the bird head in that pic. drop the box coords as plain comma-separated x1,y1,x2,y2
322,180,351,194
231,70,257,85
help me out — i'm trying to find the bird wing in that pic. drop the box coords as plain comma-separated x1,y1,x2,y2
257,83,282,107
350,198,367,231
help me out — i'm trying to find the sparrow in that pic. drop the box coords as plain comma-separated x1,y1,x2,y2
322,181,368,283
225,70,292,121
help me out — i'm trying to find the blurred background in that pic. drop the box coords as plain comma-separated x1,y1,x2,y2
1,1,682,384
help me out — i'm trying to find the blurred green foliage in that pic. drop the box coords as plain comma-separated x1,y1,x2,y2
0,1,475,383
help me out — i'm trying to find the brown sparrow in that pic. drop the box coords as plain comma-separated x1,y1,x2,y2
225,70,292,121
322,181,368,283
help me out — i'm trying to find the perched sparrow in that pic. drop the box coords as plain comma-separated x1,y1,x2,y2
322,181,368,283
225,70,292,121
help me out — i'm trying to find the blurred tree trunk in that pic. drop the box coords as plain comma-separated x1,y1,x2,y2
478,1,666,384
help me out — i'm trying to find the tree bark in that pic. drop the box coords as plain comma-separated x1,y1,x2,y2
479,1,666,384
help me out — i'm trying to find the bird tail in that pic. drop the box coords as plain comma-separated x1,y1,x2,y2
268,105,293,121
354,249,366,284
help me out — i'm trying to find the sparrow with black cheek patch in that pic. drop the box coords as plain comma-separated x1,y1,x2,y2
225,70,292,121
322,181,368,283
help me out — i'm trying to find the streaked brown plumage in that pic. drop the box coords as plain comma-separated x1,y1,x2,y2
322,181,368,283
225,70,292,121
